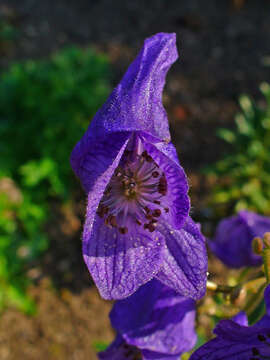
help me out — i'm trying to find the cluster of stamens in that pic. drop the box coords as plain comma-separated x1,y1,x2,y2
97,148,169,235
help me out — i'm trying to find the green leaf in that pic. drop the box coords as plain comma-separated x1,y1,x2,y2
216,128,236,143
239,94,254,118
235,113,253,136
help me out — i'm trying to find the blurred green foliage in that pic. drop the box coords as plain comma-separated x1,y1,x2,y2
206,83,270,215
0,46,111,312
92,341,109,352
0,20,18,42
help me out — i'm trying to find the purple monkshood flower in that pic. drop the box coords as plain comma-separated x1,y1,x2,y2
98,279,197,360
190,285,270,360
209,210,270,268
70,32,207,300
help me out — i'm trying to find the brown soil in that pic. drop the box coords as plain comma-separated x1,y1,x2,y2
1,0,270,358
0,280,113,360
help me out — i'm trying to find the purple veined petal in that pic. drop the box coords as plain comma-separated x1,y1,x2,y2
73,134,130,254
155,217,208,300
143,140,190,230
190,320,270,360
70,131,131,193
110,279,197,356
141,132,181,165
88,33,178,141
190,337,270,360
214,319,270,343
83,216,165,300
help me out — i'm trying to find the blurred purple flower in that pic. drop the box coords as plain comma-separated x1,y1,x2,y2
190,285,270,360
71,33,207,300
98,279,197,360
209,210,270,268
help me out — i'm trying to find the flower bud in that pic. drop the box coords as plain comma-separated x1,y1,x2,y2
252,236,264,255
263,232,270,248
210,210,270,268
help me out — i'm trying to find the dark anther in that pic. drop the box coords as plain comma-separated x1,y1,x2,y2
115,166,123,176
145,213,153,220
104,186,112,195
119,227,128,235
153,209,161,217
97,205,108,218
154,200,161,205
97,208,104,218
144,206,150,213
258,334,266,342
141,151,148,157
109,215,117,228
252,347,260,356
158,174,167,196
148,223,156,232
136,219,142,226
164,207,169,213
152,171,159,178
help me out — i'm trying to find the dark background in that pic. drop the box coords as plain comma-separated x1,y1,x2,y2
3,0,270,169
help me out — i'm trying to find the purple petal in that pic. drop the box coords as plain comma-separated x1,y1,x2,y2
83,217,165,299
264,284,270,316
232,311,248,326
190,337,270,360
210,210,270,268
214,319,270,343
191,286,270,360
155,217,208,300
110,279,196,356
98,335,125,360
191,320,270,360
255,285,270,328
142,350,180,360
98,335,140,360
71,131,130,193
143,140,190,230
88,33,178,141
142,133,181,164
